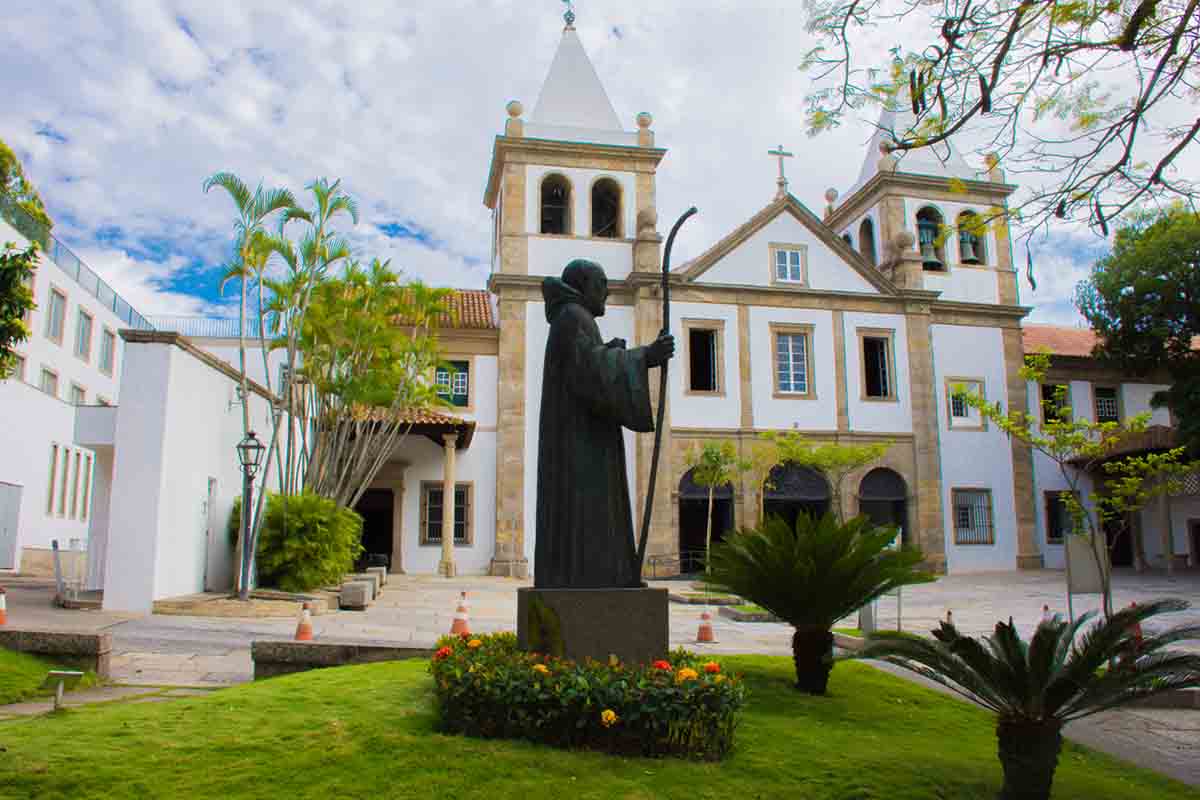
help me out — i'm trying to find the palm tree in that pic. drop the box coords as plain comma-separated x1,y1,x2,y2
860,600,1200,800
704,512,934,694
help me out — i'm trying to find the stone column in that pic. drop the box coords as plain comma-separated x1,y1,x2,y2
1159,487,1174,576
439,434,457,578
490,299,529,577
633,282,674,571
1001,327,1042,569
390,482,405,574
904,305,946,572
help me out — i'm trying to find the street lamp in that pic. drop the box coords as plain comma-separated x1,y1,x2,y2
236,431,265,600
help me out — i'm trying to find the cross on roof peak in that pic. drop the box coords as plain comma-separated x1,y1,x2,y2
562,0,576,28
768,144,795,199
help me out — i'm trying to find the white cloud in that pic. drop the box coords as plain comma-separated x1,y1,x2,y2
0,0,1193,325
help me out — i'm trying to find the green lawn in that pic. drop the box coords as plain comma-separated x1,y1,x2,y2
0,650,97,706
0,657,1190,799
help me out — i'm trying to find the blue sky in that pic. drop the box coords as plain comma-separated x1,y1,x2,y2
2,0,1179,324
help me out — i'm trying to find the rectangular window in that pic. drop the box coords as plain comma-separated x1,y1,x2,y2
81,453,92,521
1093,386,1120,423
435,361,470,408
22,273,34,326
952,488,994,545
70,450,81,519
1041,383,1070,424
774,330,811,395
40,367,59,398
75,309,93,361
770,243,808,284
45,288,66,344
58,447,70,516
70,383,86,406
46,444,59,514
683,320,724,394
859,331,895,400
946,378,985,430
421,482,472,545
1044,490,1076,544
99,329,116,376
951,394,968,418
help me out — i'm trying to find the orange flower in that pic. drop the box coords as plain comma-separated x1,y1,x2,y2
676,667,699,682
533,663,550,675
704,661,721,674
433,646,452,662
467,639,483,649
600,709,618,727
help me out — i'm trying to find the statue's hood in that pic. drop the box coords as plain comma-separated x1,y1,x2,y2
542,277,583,323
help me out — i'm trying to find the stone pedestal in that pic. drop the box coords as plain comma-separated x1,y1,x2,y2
517,587,668,665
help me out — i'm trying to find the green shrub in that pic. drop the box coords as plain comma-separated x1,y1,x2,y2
227,495,242,549
429,633,747,760
255,492,363,592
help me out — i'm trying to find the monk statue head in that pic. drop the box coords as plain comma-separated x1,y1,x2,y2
562,259,609,318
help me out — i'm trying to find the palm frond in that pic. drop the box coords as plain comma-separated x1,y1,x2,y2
203,171,252,213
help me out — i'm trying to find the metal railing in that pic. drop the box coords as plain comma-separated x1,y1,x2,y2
148,315,279,339
1,190,152,330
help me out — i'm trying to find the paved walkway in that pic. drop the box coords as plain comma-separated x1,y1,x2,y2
2,570,1197,784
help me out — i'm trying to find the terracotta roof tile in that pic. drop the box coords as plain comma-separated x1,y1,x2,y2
1022,324,1101,358
443,290,495,330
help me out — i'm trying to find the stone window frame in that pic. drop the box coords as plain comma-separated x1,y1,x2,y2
681,318,726,397
951,487,995,546
75,308,94,363
769,322,817,400
99,327,117,376
419,480,474,547
538,172,574,236
1040,382,1072,425
1092,384,1122,424
857,327,898,403
945,376,987,431
69,382,87,406
768,242,809,286
44,284,67,345
589,175,623,239
435,355,474,413
40,365,59,399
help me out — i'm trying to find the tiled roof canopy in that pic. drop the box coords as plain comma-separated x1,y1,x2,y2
1022,324,1101,358
348,406,476,450
444,290,496,330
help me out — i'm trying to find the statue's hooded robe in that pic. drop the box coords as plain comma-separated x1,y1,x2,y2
535,275,654,588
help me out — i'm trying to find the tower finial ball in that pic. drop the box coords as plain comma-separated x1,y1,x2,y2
824,188,839,203
506,100,524,119
636,112,653,129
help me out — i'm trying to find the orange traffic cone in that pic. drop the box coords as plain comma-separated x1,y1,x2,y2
696,610,715,643
1042,604,1053,624
0,587,7,626
450,591,471,636
294,602,313,641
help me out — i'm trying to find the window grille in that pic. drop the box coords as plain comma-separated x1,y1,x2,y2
951,394,969,418
1093,387,1119,423
952,489,994,545
436,361,470,407
422,484,470,545
776,332,809,394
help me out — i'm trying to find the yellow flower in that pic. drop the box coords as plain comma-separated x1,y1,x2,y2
467,639,483,649
676,667,699,682
600,709,618,727
714,674,726,684
533,663,550,675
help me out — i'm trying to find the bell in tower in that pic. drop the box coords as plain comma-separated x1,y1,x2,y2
916,207,944,270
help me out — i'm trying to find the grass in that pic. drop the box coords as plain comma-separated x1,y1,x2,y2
0,657,1190,799
0,650,99,706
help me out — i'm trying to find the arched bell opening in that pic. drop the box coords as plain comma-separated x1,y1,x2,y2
678,468,734,574
957,211,986,265
916,207,945,271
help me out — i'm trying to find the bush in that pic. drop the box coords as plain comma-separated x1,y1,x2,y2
255,492,363,592
429,633,747,761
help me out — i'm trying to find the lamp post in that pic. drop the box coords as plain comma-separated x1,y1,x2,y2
236,431,265,601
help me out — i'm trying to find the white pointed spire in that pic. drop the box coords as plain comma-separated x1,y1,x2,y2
530,24,622,132
856,104,979,186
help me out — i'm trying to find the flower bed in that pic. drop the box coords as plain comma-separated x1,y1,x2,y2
429,632,746,760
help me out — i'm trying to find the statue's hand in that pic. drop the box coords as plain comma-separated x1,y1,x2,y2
606,337,627,350
645,333,675,367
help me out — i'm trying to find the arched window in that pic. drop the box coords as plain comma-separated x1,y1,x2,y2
764,464,831,527
540,174,572,235
591,178,622,238
858,468,909,545
957,211,986,265
858,218,877,266
916,207,945,271
842,233,853,248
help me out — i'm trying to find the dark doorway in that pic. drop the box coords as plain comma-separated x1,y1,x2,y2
1104,514,1133,568
678,470,734,574
763,464,831,529
1189,520,1200,568
858,468,909,545
354,489,394,571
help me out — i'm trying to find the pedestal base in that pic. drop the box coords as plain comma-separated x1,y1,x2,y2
517,587,668,665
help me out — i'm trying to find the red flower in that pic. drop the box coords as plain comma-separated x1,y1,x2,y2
459,631,472,641
652,660,672,671
704,661,721,674
433,646,453,662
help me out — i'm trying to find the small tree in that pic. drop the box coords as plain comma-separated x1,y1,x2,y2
683,440,751,573
0,241,37,380
763,431,891,522
0,138,52,243
956,352,1197,617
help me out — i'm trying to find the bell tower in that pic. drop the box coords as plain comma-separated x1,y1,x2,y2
482,9,669,578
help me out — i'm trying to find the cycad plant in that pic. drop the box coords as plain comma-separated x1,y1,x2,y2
704,512,934,694
860,600,1200,800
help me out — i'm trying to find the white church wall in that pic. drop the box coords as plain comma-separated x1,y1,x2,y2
197,341,290,395
697,212,879,294
528,236,633,280
669,301,740,429
523,301,637,568
932,324,1018,571
747,306,837,432
399,432,497,576
84,448,114,590
1121,382,1172,425
841,311,912,433
448,354,498,427
0,377,93,571
1030,444,1100,571
901,197,1002,304
524,164,637,249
